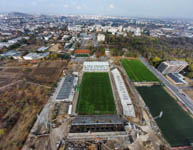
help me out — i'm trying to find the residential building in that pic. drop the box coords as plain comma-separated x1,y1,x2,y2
37,46,49,52
1,50,23,59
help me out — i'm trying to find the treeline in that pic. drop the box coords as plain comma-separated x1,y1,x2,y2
104,33,193,64
102,33,193,78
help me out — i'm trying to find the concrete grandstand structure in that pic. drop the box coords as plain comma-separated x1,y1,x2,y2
56,74,78,102
83,61,110,72
70,115,125,133
111,68,136,117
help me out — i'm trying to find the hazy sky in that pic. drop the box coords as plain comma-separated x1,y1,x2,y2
1,0,193,18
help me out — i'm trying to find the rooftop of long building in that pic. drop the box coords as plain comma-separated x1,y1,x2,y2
72,115,124,126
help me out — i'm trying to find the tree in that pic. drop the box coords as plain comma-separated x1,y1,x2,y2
49,53,58,60
152,56,162,67
8,43,21,50
186,72,193,78
0,128,5,136
188,64,193,72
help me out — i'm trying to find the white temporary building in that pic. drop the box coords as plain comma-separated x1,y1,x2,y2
83,61,109,72
112,68,136,117
68,105,72,115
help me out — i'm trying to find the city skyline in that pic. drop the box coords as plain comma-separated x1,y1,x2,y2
1,0,193,19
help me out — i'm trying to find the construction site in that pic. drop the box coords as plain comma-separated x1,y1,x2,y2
21,59,170,150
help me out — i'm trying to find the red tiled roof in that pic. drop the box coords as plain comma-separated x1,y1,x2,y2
74,49,90,54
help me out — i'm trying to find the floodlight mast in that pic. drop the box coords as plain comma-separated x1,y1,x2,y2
153,111,163,120
144,111,163,125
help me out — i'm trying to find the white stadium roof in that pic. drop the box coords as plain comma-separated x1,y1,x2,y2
68,105,72,115
112,69,132,104
112,68,135,117
83,61,110,72
83,61,109,66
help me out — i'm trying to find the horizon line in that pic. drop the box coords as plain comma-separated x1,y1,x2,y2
1,11,193,20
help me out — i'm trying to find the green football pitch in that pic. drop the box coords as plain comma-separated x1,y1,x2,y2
76,72,116,115
137,86,193,147
121,59,159,82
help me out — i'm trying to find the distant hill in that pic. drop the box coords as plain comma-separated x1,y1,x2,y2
8,12,33,17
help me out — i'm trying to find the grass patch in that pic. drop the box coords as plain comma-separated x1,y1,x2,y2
136,86,193,147
76,72,116,115
75,54,89,57
121,59,159,82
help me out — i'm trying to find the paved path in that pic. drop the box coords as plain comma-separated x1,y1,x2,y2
0,80,23,90
139,56,193,114
93,33,98,48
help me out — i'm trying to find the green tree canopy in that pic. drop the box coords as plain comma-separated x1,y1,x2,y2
152,56,162,66
188,64,193,72
186,72,193,78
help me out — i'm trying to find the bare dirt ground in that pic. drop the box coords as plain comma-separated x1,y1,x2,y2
19,44,41,52
48,43,63,52
0,81,49,150
0,60,67,150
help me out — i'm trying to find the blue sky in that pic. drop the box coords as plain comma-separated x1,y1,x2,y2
1,0,193,18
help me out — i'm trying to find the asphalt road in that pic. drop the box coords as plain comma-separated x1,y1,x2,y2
93,33,98,48
139,56,193,114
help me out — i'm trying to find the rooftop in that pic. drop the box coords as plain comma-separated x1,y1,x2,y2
23,52,49,60
72,115,123,126
37,46,49,52
165,61,188,66
83,61,109,66
56,74,75,100
1,50,23,57
74,49,90,54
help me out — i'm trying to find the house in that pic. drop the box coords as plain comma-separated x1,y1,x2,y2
1,50,23,59
37,46,49,52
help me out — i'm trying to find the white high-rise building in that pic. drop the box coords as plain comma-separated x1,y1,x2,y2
134,27,142,36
